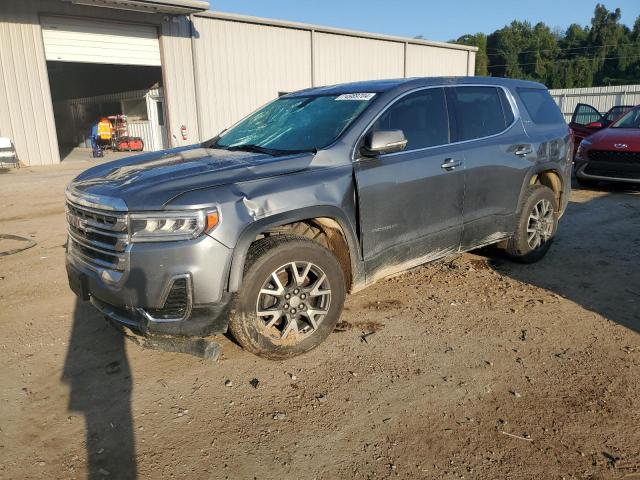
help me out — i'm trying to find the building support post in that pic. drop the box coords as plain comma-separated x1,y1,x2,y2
403,42,408,78
310,29,316,87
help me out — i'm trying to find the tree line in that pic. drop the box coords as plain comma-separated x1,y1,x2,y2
454,4,640,88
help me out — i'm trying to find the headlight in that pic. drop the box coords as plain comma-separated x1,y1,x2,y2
129,209,219,242
575,140,591,160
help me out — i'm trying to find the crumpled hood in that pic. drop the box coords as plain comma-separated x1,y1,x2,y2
69,145,315,210
587,128,640,151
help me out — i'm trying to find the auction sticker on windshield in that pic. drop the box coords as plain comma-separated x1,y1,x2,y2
335,93,376,101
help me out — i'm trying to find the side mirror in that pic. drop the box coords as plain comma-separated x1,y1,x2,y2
361,130,408,156
585,121,603,129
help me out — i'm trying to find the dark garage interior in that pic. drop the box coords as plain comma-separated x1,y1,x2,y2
46,61,163,160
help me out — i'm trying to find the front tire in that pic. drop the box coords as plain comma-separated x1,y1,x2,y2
229,235,346,360
505,185,558,264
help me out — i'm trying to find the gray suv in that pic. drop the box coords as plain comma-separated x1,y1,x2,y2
66,77,571,359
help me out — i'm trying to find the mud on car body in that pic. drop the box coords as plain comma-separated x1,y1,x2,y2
66,76,572,359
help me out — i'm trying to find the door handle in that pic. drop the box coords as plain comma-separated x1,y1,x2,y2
441,158,463,171
514,145,533,157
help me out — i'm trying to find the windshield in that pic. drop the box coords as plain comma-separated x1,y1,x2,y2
212,94,376,154
611,107,640,129
604,106,631,123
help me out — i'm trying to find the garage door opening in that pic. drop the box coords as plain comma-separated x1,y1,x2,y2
41,16,168,162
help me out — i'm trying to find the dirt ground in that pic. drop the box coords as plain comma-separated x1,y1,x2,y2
1,160,639,480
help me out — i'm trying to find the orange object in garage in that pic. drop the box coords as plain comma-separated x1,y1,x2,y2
97,117,112,140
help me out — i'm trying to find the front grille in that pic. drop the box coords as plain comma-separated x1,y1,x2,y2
66,202,128,271
145,278,190,320
584,164,640,180
584,149,640,180
588,150,640,163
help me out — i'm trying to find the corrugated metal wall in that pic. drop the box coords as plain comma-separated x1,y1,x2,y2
159,15,199,147
192,16,312,140
128,121,155,151
192,12,476,138
313,33,404,85
550,84,640,121
467,51,476,76
405,44,470,77
0,0,60,166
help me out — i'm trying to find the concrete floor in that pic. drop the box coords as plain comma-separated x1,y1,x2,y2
60,147,140,163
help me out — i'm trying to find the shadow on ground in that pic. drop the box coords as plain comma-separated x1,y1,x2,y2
483,185,640,335
62,300,137,480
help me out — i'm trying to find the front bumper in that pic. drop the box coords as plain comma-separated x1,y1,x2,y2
575,156,640,184
87,293,233,336
66,233,234,336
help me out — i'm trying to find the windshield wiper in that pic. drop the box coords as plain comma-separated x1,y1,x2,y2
226,144,290,156
224,144,316,157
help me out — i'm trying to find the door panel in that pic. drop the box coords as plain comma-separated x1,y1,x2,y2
152,98,168,150
455,124,533,248
355,147,465,274
354,88,464,277
447,86,531,249
569,103,604,142
571,103,602,125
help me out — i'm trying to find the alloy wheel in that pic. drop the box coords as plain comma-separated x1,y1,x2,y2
255,261,332,341
526,199,554,249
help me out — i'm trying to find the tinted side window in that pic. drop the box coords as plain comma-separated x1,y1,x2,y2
518,88,566,125
450,87,507,141
604,106,631,124
572,104,601,125
372,88,449,150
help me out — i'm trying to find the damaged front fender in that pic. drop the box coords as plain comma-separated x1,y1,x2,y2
166,161,362,293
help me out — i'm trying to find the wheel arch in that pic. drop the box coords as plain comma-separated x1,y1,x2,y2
529,169,564,211
227,206,362,294
516,168,566,217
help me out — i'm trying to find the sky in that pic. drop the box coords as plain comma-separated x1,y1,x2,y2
211,0,640,42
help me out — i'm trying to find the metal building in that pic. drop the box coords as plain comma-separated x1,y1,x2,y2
0,0,477,167
550,84,640,122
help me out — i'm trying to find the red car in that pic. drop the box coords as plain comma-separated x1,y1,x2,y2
569,103,634,153
574,105,640,187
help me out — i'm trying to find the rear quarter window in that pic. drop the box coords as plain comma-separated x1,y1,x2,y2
517,88,565,125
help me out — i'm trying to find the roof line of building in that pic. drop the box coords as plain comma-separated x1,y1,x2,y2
142,0,208,9
62,0,210,14
195,11,478,53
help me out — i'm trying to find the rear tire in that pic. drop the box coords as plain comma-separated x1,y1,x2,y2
229,235,346,360
505,185,558,264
